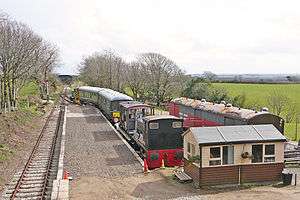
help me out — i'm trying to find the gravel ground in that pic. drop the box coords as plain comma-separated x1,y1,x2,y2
64,104,300,200
64,104,142,181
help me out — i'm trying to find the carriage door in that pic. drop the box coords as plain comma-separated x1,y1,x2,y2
128,109,136,132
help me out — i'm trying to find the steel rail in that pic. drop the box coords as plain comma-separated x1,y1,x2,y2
40,105,64,198
10,105,57,199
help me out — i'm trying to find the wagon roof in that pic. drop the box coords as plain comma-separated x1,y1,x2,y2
172,97,273,120
143,115,180,122
185,124,286,146
119,101,151,109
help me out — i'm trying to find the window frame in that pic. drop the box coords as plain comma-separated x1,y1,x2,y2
209,146,221,166
208,145,235,166
172,121,182,128
251,143,276,164
149,122,159,130
264,144,275,163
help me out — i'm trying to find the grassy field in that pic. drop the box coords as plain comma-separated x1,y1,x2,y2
214,83,300,140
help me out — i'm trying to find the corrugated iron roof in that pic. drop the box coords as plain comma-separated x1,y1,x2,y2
187,124,286,145
172,97,269,119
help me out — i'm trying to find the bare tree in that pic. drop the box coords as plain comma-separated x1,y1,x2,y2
138,53,184,106
267,90,289,116
78,50,125,91
0,14,59,112
203,71,216,82
124,61,147,99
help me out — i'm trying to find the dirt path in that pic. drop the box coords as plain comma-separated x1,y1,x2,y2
70,169,300,200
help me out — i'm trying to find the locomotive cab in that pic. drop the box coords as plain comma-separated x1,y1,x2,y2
136,115,184,169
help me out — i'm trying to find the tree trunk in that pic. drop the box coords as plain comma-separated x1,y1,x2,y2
7,76,12,111
0,76,2,112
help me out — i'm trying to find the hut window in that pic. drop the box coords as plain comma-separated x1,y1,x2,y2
264,144,275,163
187,142,195,156
252,144,263,163
149,122,159,129
222,146,234,165
209,147,221,166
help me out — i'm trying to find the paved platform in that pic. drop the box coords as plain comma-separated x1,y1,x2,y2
64,104,142,198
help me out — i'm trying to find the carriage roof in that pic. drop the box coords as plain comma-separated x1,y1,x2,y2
172,97,275,120
78,86,133,101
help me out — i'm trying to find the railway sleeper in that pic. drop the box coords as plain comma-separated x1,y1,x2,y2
14,191,43,198
15,170,47,175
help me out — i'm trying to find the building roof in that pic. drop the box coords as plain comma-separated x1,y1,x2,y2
185,125,286,146
119,101,151,109
171,97,272,120
143,115,180,122
78,86,133,101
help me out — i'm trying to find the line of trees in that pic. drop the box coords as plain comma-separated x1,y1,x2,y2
79,51,185,106
0,12,59,113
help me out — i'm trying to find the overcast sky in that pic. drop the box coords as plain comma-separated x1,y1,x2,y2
1,0,300,75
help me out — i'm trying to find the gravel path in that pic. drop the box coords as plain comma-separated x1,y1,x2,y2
64,104,142,180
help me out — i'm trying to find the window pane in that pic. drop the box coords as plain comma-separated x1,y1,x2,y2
187,143,191,153
264,157,275,163
209,160,221,166
210,147,220,158
149,122,159,129
265,144,275,155
252,144,263,163
223,146,234,165
191,144,195,155
172,121,182,128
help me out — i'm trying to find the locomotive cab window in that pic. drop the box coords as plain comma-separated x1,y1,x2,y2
172,121,182,128
149,122,159,129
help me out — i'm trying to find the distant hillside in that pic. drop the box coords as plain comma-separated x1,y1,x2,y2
192,73,300,83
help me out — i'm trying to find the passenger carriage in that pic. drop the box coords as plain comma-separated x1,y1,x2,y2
169,97,285,133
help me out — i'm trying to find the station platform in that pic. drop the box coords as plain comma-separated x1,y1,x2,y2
63,104,142,199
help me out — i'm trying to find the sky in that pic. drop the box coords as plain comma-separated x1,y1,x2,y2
1,0,300,75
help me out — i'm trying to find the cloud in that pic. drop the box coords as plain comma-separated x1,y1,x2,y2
1,0,300,74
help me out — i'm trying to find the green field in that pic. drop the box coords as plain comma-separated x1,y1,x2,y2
214,83,300,140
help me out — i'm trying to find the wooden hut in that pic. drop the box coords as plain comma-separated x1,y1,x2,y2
183,124,287,187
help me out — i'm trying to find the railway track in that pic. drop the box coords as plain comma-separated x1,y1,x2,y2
1,104,65,200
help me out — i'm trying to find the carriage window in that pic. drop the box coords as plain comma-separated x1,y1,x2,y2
172,121,182,128
149,122,159,129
